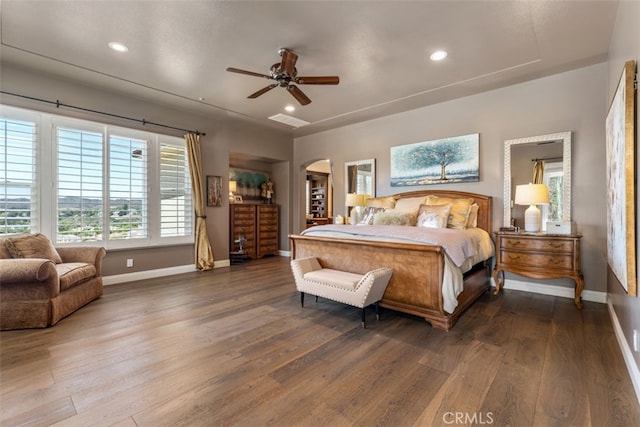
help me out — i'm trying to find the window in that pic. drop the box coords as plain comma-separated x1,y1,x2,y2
159,143,192,237
109,134,147,241
0,105,193,248
0,116,37,234
56,126,104,242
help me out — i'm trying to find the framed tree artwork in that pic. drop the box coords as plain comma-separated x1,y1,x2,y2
390,133,479,186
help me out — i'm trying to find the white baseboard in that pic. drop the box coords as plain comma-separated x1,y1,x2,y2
104,259,227,285
607,297,640,405
103,254,292,285
490,278,607,304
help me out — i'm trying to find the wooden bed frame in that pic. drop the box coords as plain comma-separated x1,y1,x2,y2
289,190,493,330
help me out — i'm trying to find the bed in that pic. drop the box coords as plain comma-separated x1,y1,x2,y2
289,190,494,330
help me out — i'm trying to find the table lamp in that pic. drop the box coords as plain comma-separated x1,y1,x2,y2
345,193,365,225
229,180,237,202
515,183,549,232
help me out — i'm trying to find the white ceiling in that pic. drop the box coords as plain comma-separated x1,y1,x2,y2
0,1,619,137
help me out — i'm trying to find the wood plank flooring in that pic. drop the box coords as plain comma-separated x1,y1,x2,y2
1,256,639,426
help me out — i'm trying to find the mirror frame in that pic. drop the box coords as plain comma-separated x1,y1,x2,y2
503,131,572,227
344,159,376,199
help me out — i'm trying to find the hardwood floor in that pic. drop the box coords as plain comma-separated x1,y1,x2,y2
1,256,638,426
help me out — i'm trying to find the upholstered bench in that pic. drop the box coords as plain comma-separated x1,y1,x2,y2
290,257,393,327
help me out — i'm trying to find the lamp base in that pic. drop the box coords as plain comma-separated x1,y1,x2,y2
524,205,541,232
350,207,361,225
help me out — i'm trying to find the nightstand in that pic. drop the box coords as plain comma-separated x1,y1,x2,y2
493,231,584,308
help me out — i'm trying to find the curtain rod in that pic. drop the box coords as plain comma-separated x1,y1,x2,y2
0,90,205,136
532,157,562,162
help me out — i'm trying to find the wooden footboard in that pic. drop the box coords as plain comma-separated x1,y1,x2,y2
289,234,491,330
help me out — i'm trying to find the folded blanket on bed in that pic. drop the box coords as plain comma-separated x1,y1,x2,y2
301,224,476,268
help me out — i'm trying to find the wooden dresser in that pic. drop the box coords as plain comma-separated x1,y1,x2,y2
256,204,279,258
229,204,278,259
493,231,584,308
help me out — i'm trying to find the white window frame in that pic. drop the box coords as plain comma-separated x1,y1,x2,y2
0,105,194,249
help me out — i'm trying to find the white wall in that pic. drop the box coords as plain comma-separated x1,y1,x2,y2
294,63,608,293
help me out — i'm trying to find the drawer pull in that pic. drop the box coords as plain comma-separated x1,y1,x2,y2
548,243,564,249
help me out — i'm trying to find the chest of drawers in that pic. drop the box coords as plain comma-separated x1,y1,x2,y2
493,231,584,308
229,204,278,259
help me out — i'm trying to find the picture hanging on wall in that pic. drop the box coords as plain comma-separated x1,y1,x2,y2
229,167,271,202
206,175,223,207
390,133,479,186
606,60,636,296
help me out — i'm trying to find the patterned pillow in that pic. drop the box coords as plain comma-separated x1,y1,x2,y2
425,196,474,230
416,204,452,228
373,209,417,226
5,233,62,263
358,206,386,225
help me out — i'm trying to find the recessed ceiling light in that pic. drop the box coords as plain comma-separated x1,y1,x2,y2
108,42,129,52
284,105,295,112
430,50,447,61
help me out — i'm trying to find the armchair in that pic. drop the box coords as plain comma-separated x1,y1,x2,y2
0,234,106,330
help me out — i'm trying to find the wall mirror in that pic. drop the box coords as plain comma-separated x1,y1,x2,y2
503,132,571,230
345,159,376,197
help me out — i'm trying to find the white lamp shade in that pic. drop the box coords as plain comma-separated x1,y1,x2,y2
345,193,364,207
514,183,549,206
515,183,548,232
229,180,237,193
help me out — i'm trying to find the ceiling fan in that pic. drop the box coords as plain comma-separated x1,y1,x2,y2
226,48,339,106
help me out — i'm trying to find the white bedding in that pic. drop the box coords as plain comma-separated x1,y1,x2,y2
300,225,494,313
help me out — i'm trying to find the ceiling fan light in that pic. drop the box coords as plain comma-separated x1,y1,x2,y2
430,50,447,61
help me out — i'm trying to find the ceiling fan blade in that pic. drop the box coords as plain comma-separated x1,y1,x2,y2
286,85,311,105
280,49,298,76
226,67,272,79
295,76,340,85
248,84,278,99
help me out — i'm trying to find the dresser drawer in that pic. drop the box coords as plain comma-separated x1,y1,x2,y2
500,250,573,270
501,237,574,253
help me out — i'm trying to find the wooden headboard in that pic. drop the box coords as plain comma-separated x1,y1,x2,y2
389,189,492,235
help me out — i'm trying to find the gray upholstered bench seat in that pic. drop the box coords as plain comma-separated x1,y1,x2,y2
290,256,393,327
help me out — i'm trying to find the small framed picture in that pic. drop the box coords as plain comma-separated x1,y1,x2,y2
206,175,222,207
233,195,243,203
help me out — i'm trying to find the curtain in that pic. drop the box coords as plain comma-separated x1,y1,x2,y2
348,165,357,193
185,133,214,270
533,160,545,184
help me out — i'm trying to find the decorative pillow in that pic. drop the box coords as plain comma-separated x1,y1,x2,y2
373,209,417,226
426,196,474,230
5,233,62,263
394,196,428,213
365,196,396,209
357,206,386,225
466,203,480,228
416,204,452,228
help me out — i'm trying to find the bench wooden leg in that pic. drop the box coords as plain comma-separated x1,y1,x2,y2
375,302,380,321
361,308,366,328
300,292,304,307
